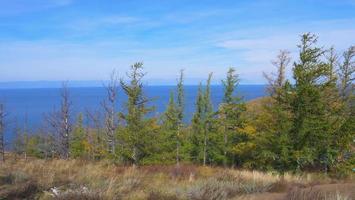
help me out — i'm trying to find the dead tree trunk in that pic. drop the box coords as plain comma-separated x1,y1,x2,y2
102,71,119,155
60,83,71,159
46,82,72,159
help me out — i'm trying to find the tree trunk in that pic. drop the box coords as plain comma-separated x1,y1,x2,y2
132,146,137,167
223,125,227,167
176,128,180,166
203,131,207,166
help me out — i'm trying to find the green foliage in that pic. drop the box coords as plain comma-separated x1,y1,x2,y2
289,33,342,171
70,113,86,158
119,62,156,165
219,67,247,166
26,135,42,158
249,33,354,174
151,91,180,164
190,73,217,165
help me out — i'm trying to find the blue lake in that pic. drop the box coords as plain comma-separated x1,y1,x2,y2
0,85,266,142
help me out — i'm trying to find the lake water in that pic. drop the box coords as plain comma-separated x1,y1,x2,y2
0,85,266,141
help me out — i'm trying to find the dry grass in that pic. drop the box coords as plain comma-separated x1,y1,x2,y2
0,157,353,200
286,187,352,200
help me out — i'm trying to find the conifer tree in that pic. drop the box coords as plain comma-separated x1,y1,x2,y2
202,73,213,166
220,68,245,166
290,33,339,171
191,84,204,163
190,73,214,165
120,62,155,165
159,91,179,163
176,69,184,165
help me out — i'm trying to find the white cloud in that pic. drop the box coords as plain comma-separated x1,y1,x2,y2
213,19,355,82
68,15,142,31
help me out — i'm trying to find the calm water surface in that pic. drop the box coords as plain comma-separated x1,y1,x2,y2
0,85,266,141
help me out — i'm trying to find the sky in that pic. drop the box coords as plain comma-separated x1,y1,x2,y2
0,0,354,85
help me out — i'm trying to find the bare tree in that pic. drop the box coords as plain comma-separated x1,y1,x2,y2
0,103,6,162
46,82,72,159
338,46,355,101
263,50,291,100
102,70,119,155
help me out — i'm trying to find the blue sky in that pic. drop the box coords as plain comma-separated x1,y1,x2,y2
0,0,354,85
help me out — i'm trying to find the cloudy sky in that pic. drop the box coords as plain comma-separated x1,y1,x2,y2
0,0,354,84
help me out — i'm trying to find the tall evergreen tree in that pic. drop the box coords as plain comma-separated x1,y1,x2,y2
191,84,204,163
120,63,155,165
176,69,184,165
190,73,214,165
159,91,179,163
202,73,213,166
220,68,246,166
290,33,339,171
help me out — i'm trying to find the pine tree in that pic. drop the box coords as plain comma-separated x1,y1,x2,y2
290,33,339,171
176,69,184,165
220,67,246,166
202,73,213,166
191,84,205,163
159,91,179,163
120,62,155,165
190,73,215,165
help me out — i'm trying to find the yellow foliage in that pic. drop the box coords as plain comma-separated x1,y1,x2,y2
233,142,256,156
237,124,257,136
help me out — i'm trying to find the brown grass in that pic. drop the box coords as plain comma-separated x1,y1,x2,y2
0,157,353,200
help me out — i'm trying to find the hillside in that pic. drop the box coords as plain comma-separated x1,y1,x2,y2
0,156,354,200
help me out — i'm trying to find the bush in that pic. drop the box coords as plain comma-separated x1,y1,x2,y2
0,180,39,199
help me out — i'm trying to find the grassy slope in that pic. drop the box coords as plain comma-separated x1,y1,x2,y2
0,157,354,200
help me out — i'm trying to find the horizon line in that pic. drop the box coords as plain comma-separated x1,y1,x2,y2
0,80,266,89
